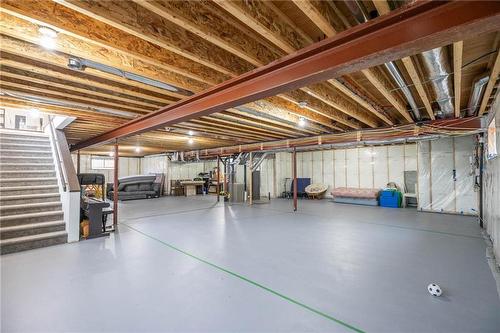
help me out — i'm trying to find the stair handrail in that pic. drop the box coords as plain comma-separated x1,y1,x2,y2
48,116,68,192
47,116,80,193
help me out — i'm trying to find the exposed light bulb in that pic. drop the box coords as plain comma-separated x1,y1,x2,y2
188,138,194,144
298,117,306,127
39,26,58,38
134,146,141,153
40,35,56,50
188,130,194,136
109,151,114,157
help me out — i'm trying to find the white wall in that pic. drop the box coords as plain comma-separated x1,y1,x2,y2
275,144,417,198
484,100,500,261
141,154,170,193
417,136,478,215
167,160,217,194
72,154,141,184
3,108,49,131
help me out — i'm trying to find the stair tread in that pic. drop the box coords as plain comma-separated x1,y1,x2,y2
0,163,54,166
0,193,60,200
0,201,62,210
1,221,65,232
0,185,58,191
0,210,64,220
0,156,53,159
0,177,58,181
0,149,52,152
0,230,67,246
0,170,55,173
0,142,50,146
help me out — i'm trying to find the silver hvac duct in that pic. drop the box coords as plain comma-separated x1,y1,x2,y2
420,47,454,118
0,90,137,118
467,74,489,116
251,152,268,172
346,1,421,120
384,62,421,120
229,152,243,165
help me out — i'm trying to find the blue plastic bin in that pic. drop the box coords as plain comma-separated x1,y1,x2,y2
290,178,311,197
379,190,400,208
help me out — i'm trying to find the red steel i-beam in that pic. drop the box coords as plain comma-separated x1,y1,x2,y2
70,1,500,152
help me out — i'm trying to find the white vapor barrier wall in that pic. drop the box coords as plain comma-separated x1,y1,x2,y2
168,160,217,193
275,144,417,198
484,107,500,261
72,154,141,184
142,154,169,193
417,136,478,215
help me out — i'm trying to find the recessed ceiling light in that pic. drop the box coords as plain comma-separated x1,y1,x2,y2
38,26,58,38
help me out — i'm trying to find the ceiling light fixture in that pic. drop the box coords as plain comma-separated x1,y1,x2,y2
298,117,307,127
134,146,141,153
188,130,194,136
40,35,56,50
38,26,58,50
109,151,114,157
188,138,194,144
298,101,308,108
38,26,58,38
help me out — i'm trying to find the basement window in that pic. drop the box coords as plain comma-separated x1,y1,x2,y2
91,156,114,170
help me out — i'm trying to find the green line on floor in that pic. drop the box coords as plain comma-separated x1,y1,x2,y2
123,223,365,333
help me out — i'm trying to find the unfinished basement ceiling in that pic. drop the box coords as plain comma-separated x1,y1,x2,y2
0,0,499,156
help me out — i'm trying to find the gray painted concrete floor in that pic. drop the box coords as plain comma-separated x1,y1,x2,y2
2,196,500,332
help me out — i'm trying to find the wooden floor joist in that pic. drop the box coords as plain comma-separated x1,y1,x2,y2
69,1,500,151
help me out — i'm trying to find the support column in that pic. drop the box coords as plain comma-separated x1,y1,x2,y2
224,157,228,197
76,150,81,175
249,152,253,205
293,147,298,212
113,141,119,225
217,155,220,202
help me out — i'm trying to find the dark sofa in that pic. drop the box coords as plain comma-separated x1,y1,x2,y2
107,175,161,201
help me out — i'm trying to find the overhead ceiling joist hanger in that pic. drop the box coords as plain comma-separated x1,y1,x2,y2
70,1,500,151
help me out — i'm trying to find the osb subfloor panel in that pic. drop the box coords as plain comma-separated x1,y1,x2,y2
2,196,500,332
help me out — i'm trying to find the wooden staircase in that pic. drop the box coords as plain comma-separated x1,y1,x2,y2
0,129,67,255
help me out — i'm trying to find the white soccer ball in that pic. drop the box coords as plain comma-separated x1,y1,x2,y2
427,283,442,296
